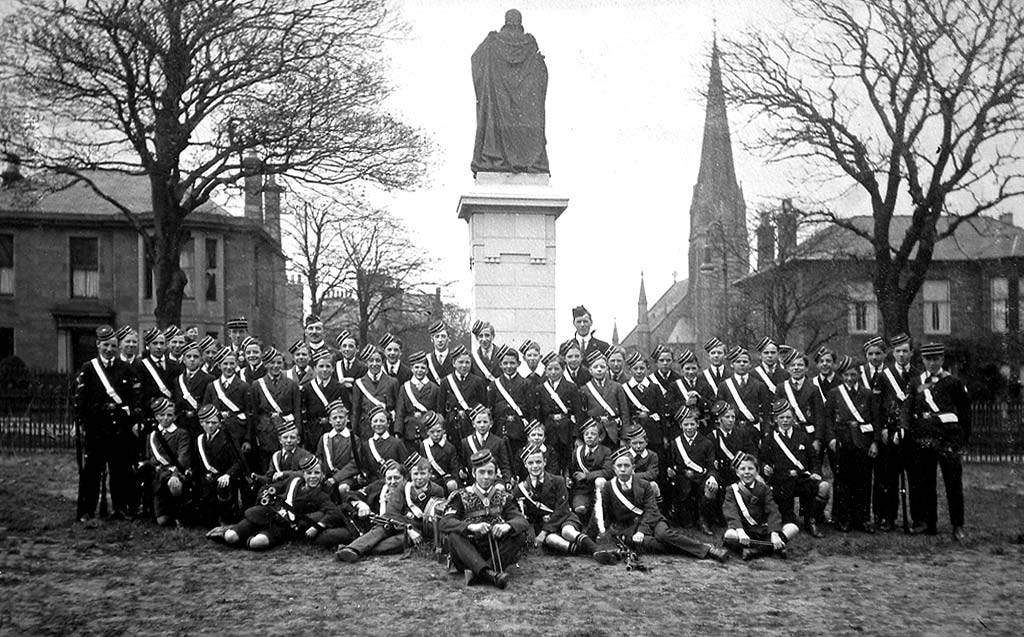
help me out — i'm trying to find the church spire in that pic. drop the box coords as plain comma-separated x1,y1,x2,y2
695,39,739,200
637,271,651,356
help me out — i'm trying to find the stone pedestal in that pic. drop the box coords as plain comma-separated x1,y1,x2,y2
457,173,568,349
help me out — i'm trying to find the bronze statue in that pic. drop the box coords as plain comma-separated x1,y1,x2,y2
471,9,549,175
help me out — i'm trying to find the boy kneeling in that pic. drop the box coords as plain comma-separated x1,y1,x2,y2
439,449,530,589
722,454,799,560
517,444,599,559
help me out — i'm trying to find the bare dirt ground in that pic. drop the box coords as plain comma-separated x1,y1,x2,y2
1,453,1022,636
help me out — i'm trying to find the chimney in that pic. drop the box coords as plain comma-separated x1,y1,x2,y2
756,210,775,270
777,198,798,259
263,173,283,244
1,152,23,188
1000,212,1015,227
241,153,263,222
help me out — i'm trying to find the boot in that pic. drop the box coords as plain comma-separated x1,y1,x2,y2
805,516,824,539
576,534,598,555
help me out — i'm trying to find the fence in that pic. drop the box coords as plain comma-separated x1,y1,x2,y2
1,376,1023,460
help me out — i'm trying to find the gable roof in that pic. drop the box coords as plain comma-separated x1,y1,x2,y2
621,277,690,346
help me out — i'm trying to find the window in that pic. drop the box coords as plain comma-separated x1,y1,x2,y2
180,239,195,299
70,237,99,298
0,327,13,359
0,234,12,295
847,281,878,334
205,238,218,301
923,280,951,334
991,277,1009,333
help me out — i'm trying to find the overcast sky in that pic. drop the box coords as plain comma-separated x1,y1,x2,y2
377,0,817,344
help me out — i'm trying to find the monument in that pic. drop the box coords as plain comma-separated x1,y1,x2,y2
458,9,568,348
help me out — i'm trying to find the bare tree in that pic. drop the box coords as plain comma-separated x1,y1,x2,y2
282,188,355,320
0,0,429,326
722,0,1024,335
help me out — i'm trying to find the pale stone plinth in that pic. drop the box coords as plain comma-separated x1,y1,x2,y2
457,173,568,350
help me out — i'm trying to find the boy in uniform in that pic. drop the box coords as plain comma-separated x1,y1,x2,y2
194,404,243,527
595,447,727,562
716,346,772,438
536,353,584,474
760,400,830,537
358,406,410,480
426,321,455,385
316,400,360,496
75,326,139,523
753,337,789,393
722,454,799,560
440,346,487,442
516,444,600,558
459,405,514,487
666,407,717,535
488,346,533,454
202,349,252,458
439,449,531,589
141,397,192,526
351,345,399,439
648,345,685,418
238,337,266,384
827,355,879,533
285,339,314,386
569,419,612,520
871,333,915,532
775,350,824,450
261,417,314,484
334,329,368,388
560,340,591,387
395,351,442,446
696,337,730,404
174,341,214,440
625,425,661,502
380,333,413,384
418,411,460,493
581,350,630,447
469,320,501,381
250,347,302,472
517,339,546,388
117,326,139,366
621,352,666,458
301,349,345,452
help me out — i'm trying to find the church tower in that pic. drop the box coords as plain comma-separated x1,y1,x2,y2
687,39,749,344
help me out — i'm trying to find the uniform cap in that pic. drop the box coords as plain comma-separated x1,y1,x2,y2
261,347,281,364
675,405,695,423
408,351,428,365
920,342,945,358
559,339,580,356
304,314,323,328
379,458,401,476
651,344,669,360
226,317,248,330
150,396,174,414
450,344,468,360
727,346,749,363
625,351,643,367
778,344,795,360
756,336,777,353
403,452,424,471
704,336,725,353
496,344,516,362
862,336,886,353
197,335,217,351
311,348,333,363
834,355,854,374
379,333,398,349
336,329,355,347
610,446,633,463
781,348,800,367
287,339,306,355
572,305,590,319
360,344,380,360
240,336,259,350
815,346,835,363
367,405,390,422
422,411,443,429
771,399,793,417
197,404,219,420
212,347,233,365
163,325,182,339
578,418,601,436
470,320,488,337
890,333,911,347
114,325,134,341
519,339,539,354
519,444,545,461
276,416,298,437
585,349,607,366
678,349,696,366
299,454,320,472
525,419,544,435
711,400,731,417
468,404,489,421
624,424,646,440
143,327,162,345
470,448,495,468
541,351,559,366
96,325,117,342
326,399,347,415
181,341,200,354
428,321,447,336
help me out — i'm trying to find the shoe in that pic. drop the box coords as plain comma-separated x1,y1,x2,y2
952,527,965,542
698,522,714,536
860,522,876,534
807,519,824,538
707,547,729,563
593,549,620,566
334,548,359,563
878,520,894,533
491,571,509,590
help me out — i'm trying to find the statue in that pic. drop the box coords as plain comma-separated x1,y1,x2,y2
471,9,549,175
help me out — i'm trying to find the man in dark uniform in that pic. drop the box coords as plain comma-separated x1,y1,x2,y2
75,325,139,523
902,342,970,540
226,316,249,359
302,314,335,362
871,333,915,532
440,449,531,589
564,305,611,364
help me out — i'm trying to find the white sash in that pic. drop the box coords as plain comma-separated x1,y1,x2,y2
378,484,389,515
923,377,958,423
754,366,777,393
725,378,756,422
772,431,806,472
149,431,173,467
423,440,446,475
544,381,570,415
585,381,617,418
702,368,719,393
837,385,866,424
732,483,758,526
467,434,482,455
368,437,385,466
574,445,587,472
674,436,705,473
494,377,525,417
335,360,355,383
427,353,443,384
884,368,908,402
178,374,199,410
284,477,301,520
197,434,217,473
813,376,827,403
142,359,173,398
517,360,544,379
446,375,470,410
471,347,497,382
783,381,809,425
309,380,330,407
272,450,283,474
622,382,649,413
90,358,124,406
517,481,555,513
321,432,340,472
563,369,574,384
355,378,386,409
403,381,429,412
717,432,736,461
257,378,287,417
675,378,699,403
610,480,643,515
860,366,873,390
213,379,244,419
404,482,425,518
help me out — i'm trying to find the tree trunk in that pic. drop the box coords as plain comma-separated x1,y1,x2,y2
874,262,911,338
151,176,187,328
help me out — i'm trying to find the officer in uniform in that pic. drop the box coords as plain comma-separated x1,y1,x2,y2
440,449,531,589
302,314,335,362
902,342,970,540
565,305,611,364
226,316,249,359
75,325,139,523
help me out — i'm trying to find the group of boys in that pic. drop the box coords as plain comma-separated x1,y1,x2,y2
74,305,971,588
